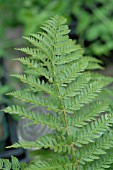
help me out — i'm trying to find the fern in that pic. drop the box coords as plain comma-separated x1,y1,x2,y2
3,16,113,169
0,156,26,170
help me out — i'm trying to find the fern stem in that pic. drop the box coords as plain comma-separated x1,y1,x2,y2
51,59,69,134
50,24,70,135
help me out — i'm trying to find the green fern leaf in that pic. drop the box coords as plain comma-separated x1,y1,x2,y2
3,16,113,170
4,105,66,133
0,156,21,170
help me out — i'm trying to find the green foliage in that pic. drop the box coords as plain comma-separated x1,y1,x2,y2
17,0,72,35
17,0,113,56
72,0,113,56
1,0,113,57
0,156,26,170
0,85,10,102
0,0,23,57
3,16,113,169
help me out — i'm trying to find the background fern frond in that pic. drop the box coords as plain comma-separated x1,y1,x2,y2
0,156,25,170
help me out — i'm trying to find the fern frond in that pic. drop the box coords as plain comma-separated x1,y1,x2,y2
0,156,22,170
68,101,110,128
41,16,69,38
24,157,77,170
74,113,113,147
86,56,102,64
86,62,103,70
16,47,46,61
16,57,51,81
4,105,66,133
86,56,103,70
85,149,113,170
65,80,108,113
54,47,83,65
78,130,113,165
23,36,51,58
8,134,74,154
11,74,57,97
56,58,89,85
61,72,91,98
29,33,53,55
0,159,11,170
4,16,113,170
7,90,61,112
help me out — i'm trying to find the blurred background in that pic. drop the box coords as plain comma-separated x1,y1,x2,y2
0,0,113,162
